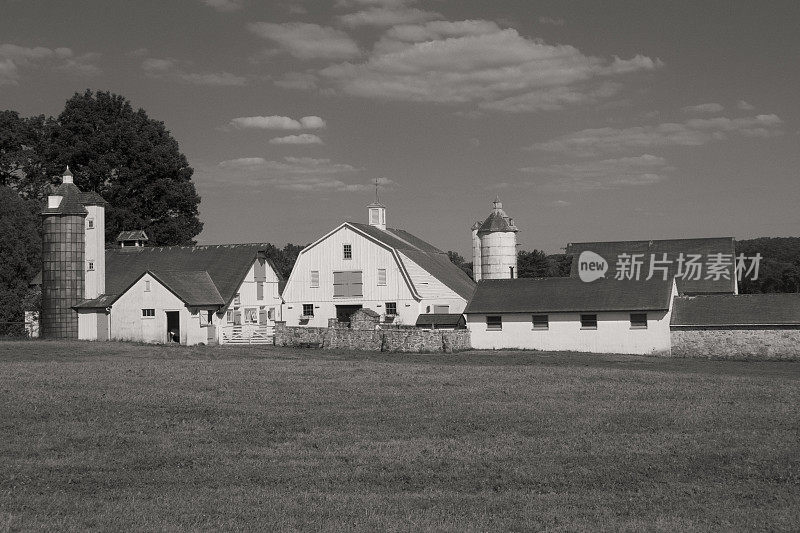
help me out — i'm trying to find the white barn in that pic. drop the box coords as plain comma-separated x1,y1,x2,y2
282,202,476,327
464,277,677,355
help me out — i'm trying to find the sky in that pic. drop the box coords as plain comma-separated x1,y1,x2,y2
2,0,799,256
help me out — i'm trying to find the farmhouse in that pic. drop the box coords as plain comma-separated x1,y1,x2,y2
281,200,475,327
465,277,677,355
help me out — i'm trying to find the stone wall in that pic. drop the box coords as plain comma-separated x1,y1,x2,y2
274,323,471,353
671,327,800,360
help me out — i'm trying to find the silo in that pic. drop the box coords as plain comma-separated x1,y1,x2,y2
477,196,519,279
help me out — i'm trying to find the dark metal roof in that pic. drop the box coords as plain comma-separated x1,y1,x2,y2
465,277,674,314
150,270,224,307
477,211,517,234
73,294,117,310
41,182,88,215
566,238,736,295
117,230,149,242
416,313,466,327
347,222,476,300
671,294,800,326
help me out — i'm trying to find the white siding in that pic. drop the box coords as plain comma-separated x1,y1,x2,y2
400,252,468,314
84,205,105,299
218,259,283,340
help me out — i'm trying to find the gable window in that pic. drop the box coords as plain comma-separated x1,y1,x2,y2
142,309,155,318
377,268,387,286
630,313,648,329
310,270,320,288
486,315,502,331
144,280,151,292
233,293,241,307
385,302,397,316
302,303,314,317
87,218,94,229
257,282,264,300
532,314,549,330
343,244,352,260
580,314,598,330
87,260,94,271
333,271,363,297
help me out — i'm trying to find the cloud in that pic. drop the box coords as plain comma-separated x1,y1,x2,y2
248,22,360,60
338,6,442,27
520,154,671,190
315,20,661,112
532,114,783,155
539,17,565,26
141,57,246,86
215,156,385,192
682,102,724,114
269,134,324,145
737,100,755,110
0,44,100,84
274,72,319,90
228,115,326,130
201,0,245,11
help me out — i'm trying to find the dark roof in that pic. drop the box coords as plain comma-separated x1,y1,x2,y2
671,294,800,326
478,211,517,233
347,222,476,300
41,182,87,215
117,230,148,242
566,238,736,295
151,270,224,306
465,277,674,314
74,294,117,310
416,313,465,327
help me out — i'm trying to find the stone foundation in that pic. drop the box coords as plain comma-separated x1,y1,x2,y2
670,327,800,360
275,323,470,353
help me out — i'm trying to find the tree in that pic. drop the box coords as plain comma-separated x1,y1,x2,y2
447,250,474,279
0,187,41,335
0,111,59,199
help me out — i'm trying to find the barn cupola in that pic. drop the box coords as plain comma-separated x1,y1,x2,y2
367,179,386,230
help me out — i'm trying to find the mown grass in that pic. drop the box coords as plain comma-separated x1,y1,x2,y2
0,340,798,531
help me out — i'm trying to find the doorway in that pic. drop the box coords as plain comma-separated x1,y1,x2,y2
166,311,180,343
335,305,362,324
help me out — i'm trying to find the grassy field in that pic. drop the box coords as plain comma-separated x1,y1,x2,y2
0,341,798,531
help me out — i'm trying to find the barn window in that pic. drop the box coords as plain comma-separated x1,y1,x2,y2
302,303,314,317
141,309,155,318
580,314,598,329
244,308,258,324
385,302,397,316
333,271,363,297
486,315,502,331
310,270,320,288
532,314,549,330
434,305,449,313
630,313,648,329
87,218,94,229
257,282,264,300
144,280,151,292
233,293,241,306
377,268,387,286
343,244,352,260
226,310,233,323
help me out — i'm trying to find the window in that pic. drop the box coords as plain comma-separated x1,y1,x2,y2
142,309,155,318
370,208,380,225
333,271,363,297
630,313,648,329
343,244,352,260
310,270,320,288
580,314,598,329
87,218,94,229
532,314,549,330
433,305,450,314
144,280,151,292
254,258,266,281
302,303,314,317
385,302,397,316
226,310,233,323
486,315,502,330
233,293,241,306
244,308,258,324
377,268,387,286
257,282,264,300
87,260,94,271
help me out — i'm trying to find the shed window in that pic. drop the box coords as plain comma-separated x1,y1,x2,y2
142,309,155,318
310,270,320,288
630,313,648,329
486,315,502,331
377,268,387,286
580,314,598,329
302,303,314,317
532,314,549,330
343,244,352,260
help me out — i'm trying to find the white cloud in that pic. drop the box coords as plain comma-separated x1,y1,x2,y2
338,6,442,27
737,100,755,110
0,44,100,84
274,72,319,90
532,114,783,155
682,102,724,114
315,20,661,112
269,134,324,145
141,57,246,86
216,156,384,192
201,0,245,11
228,115,326,130
248,22,360,60
520,154,671,190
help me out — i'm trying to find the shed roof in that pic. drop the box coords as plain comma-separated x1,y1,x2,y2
117,230,149,242
464,276,674,314
566,238,736,295
671,293,800,326
415,313,466,327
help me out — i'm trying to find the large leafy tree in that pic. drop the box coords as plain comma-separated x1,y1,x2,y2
48,90,202,245
0,186,41,335
0,111,59,199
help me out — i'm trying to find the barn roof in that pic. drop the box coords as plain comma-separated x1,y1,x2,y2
565,238,736,295
671,294,800,326
465,277,674,314
149,270,225,307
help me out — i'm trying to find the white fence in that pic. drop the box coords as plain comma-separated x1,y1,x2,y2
220,324,274,345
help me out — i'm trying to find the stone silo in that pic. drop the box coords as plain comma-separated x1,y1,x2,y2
476,196,518,279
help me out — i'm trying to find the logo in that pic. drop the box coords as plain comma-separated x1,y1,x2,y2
578,251,608,282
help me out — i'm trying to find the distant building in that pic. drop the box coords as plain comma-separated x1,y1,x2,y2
471,196,518,281
281,200,476,327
